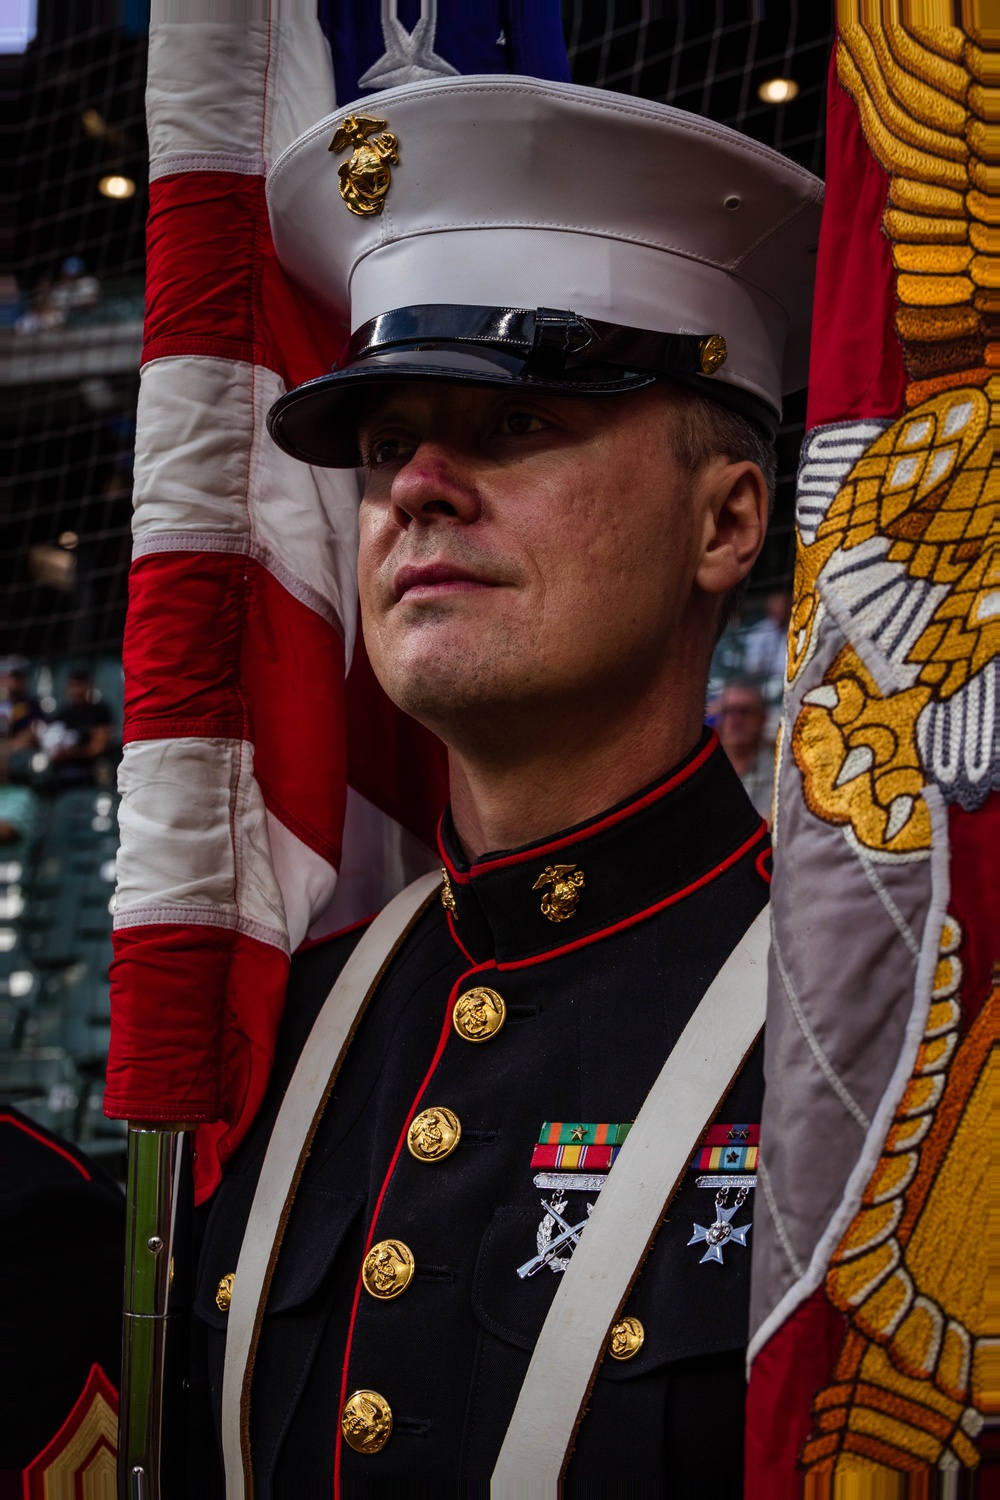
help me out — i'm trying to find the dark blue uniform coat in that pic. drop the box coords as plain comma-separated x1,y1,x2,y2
189,731,770,1496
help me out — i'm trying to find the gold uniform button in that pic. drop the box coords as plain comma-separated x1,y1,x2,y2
215,1272,235,1313
362,1239,415,1300
608,1315,645,1361
341,1389,393,1454
453,985,506,1043
408,1106,461,1163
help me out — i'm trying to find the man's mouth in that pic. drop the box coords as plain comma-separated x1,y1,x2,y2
392,562,500,602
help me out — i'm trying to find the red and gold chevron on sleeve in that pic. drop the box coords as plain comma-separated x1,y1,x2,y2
22,1364,118,1498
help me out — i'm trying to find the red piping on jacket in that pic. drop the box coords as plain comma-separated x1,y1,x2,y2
496,821,768,970
333,958,497,1494
1,1112,92,1180
445,908,475,965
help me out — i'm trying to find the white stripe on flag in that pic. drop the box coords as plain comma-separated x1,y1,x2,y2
115,736,289,951
147,10,335,172
132,356,359,653
307,788,441,940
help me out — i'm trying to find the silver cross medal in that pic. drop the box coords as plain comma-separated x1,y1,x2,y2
688,1182,751,1265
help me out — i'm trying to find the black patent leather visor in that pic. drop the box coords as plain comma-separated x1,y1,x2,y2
266,303,777,467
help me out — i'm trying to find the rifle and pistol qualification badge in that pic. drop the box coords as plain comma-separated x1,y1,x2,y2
522,1121,759,1279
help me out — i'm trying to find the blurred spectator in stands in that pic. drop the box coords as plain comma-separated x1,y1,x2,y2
41,672,113,789
0,667,43,783
0,273,20,329
717,681,775,823
14,276,64,334
743,590,792,685
50,256,101,316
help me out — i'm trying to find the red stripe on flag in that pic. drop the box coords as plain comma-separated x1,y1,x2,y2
247,564,346,867
143,172,343,386
745,1289,846,1499
106,924,290,1202
124,551,248,740
124,552,347,865
805,47,906,429
345,627,448,852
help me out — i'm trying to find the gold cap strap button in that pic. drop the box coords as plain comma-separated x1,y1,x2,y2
608,1315,645,1361
698,335,728,374
453,985,506,1043
362,1239,415,1300
408,1106,461,1163
341,1389,393,1454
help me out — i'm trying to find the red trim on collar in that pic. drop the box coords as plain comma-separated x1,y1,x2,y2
446,908,475,965
439,732,719,886
1,1112,91,1181
495,820,768,971
755,846,773,885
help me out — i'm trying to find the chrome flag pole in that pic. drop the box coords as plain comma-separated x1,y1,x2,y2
119,1126,193,1500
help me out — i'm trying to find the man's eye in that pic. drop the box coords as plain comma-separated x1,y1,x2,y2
501,410,544,436
367,437,405,467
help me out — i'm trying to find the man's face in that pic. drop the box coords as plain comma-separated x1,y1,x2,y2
718,688,764,754
356,383,722,754
66,678,89,706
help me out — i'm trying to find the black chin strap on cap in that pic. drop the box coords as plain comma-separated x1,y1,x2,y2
346,304,715,383
266,303,780,465
342,304,779,437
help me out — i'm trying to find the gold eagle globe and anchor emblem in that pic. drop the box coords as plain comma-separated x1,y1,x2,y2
532,863,585,922
328,114,400,217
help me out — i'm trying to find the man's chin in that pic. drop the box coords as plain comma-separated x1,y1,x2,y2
372,643,527,736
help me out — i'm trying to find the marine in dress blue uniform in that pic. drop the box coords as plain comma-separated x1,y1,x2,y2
187,75,821,1494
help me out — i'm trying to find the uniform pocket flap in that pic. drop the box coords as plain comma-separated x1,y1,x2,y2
194,1174,364,1329
472,1185,754,1380
267,1185,365,1313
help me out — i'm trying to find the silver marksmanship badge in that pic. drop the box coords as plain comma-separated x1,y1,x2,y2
518,1192,595,1278
688,1181,752,1265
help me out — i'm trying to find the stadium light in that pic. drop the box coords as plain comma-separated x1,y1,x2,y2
758,78,799,104
99,173,136,199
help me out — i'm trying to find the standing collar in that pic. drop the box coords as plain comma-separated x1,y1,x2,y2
437,729,767,967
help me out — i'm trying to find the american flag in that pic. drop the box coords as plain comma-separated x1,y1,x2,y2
105,0,569,1203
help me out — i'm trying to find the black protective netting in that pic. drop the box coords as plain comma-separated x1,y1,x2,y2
4,2,148,661
4,2,834,664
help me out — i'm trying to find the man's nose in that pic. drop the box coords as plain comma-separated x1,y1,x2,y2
389,442,481,526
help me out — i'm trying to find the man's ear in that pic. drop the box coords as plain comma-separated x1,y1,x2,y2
694,459,768,598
